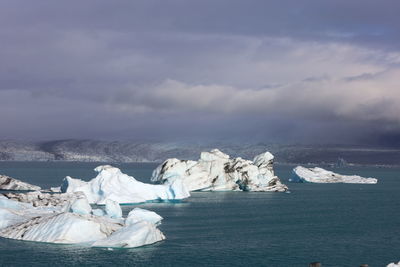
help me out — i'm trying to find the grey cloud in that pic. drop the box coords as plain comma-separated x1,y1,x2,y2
2,0,400,46
0,1,400,145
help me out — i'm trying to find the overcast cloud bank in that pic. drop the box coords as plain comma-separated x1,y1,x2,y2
1,0,400,145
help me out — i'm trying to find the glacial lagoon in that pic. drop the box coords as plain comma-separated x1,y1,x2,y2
0,162,399,267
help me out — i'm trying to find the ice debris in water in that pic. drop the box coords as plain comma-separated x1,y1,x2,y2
291,166,378,184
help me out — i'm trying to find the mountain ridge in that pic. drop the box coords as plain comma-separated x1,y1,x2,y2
0,140,399,166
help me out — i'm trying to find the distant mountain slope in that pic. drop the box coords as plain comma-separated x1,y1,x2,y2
0,141,54,161
0,140,399,166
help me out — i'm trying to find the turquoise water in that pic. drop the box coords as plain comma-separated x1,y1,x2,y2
0,162,399,267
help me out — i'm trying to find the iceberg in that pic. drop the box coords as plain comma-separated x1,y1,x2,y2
151,149,288,192
291,166,378,184
0,174,41,191
60,165,190,205
0,194,165,248
0,194,33,210
388,262,400,267
0,212,120,244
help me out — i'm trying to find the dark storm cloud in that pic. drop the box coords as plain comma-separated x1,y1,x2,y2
0,0,400,144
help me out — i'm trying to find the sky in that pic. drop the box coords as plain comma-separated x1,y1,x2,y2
1,0,400,145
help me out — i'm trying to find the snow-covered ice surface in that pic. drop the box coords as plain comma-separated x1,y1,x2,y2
60,165,190,204
3,191,87,207
0,174,41,191
0,194,165,248
151,149,288,192
70,196,92,215
387,262,400,267
92,208,105,217
291,166,378,184
0,195,59,230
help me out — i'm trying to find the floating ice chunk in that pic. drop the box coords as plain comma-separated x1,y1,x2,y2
291,166,378,184
0,194,165,248
0,213,121,244
105,199,122,218
151,149,288,192
92,209,105,216
0,197,165,247
92,221,165,248
387,262,400,267
60,165,190,204
126,208,163,226
70,197,92,215
0,174,41,191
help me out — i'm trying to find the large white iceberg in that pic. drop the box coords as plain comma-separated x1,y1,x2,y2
60,165,190,204
0,174,41,191
151,149,288,192
291,166,378,184
0,194,165,248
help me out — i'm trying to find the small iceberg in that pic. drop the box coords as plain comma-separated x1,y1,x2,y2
0,194,165,248
60,165,190,204
151,149,288,192
387,262,400,267
126,208,163,226
0,174,41,191
290,166,378,184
